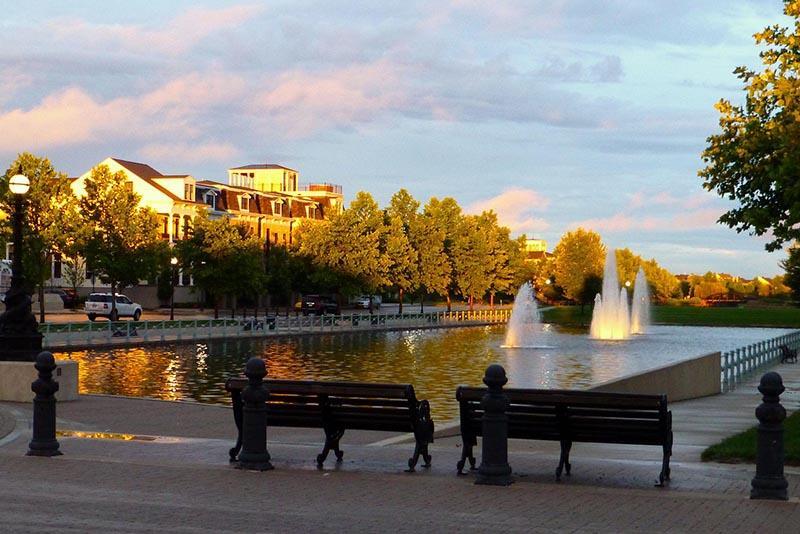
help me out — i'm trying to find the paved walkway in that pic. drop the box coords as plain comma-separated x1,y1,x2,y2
1,363,800,532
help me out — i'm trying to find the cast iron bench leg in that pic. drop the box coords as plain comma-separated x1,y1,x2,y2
456,436,477,475
657,431,673,487
317,427,345,467
556,439,572,481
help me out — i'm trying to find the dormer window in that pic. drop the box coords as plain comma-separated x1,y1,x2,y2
240,193,251,211
203,191,218,210
184,183,195,201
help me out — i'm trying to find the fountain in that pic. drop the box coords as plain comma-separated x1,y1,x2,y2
503,282,542,347
590,249,631,340
630,267,651,334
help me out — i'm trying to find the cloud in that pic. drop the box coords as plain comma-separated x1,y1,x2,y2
253,60,409,137
0,68,33,105
45,5,265,57
466,188,551,235
138,141,240,165
572,206,723,233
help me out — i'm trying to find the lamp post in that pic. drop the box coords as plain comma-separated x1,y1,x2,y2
0,174,42,361
169,257,178,321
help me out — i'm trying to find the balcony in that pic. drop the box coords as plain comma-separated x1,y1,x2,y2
301,183,342,194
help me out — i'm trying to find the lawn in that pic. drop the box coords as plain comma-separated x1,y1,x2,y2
701,410,800,465
540,305,800,328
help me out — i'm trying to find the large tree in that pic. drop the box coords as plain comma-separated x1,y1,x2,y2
552,228,605,303
423,197,461,311
699,1,800,251
781,246,800,302
385,190,422,313
79,164,162,318
2,153,82,322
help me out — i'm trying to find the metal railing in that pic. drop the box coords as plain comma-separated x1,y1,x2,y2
720,330,800,392
40,309,512,349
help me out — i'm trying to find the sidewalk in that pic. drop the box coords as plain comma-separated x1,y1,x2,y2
1,363,800,532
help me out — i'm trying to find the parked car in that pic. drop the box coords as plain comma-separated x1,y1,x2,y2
45,288,78,308
353,295,382,309
85,293,143,321
301,294,340,316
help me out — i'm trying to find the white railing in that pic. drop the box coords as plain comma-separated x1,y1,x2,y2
720,330,800,392
40,309,512,349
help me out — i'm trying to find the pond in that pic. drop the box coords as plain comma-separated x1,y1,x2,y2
55,324,792,421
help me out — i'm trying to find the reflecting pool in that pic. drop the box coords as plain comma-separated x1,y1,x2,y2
55,324,792,421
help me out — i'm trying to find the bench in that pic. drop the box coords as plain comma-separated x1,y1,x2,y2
456,387,673,486
225,378,434,471
780,344,798,364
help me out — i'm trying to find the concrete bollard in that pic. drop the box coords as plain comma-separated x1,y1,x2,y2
750,371,788,500
236,357,273,471
27,351,62,457
476,364,513,486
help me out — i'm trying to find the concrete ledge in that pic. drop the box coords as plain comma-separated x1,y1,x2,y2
591,351,721,401
0,360,79,402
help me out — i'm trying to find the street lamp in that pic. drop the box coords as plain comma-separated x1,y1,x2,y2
0,173,43,361
170,257,178,321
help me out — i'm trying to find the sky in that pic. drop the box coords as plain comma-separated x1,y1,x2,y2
0,1,791,277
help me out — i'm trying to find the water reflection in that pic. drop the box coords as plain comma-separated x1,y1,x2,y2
55,324,791,421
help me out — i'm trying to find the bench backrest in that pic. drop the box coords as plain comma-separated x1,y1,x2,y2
457,386,669,445
226,378,420,432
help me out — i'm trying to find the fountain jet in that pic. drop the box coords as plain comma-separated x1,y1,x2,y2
503,282,541,347
630,267,651,334
590,249,630,340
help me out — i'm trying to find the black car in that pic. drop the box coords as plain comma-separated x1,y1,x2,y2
46,288,78,308
301,294,340,316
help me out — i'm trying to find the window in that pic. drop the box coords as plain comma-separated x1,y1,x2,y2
184,183,194,201
203,191,216,210
240,194,251,211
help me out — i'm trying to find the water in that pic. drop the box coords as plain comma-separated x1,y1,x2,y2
503,282,542,347
630,267,651,334
54,324,790,421
590,249,630,340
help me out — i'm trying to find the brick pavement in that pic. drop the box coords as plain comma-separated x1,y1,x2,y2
1,362,800,532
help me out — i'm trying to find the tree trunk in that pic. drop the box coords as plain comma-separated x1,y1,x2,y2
490,292,495,309
399,288,404,314
420,292,424,313
446,293,452,312
214,296,219,319
468,294,474,311
111,280,117,318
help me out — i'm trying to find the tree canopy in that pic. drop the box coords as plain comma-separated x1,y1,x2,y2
552,228,605,303
699,1,800,251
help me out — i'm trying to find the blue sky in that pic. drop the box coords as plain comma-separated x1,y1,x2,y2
0,1,790,277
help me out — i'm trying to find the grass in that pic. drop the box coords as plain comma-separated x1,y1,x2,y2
701,410,800,465
540,304,800,328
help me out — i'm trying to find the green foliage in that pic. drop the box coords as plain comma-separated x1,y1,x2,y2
2,153,81,302
79,164,163,302
781,246,800,301
451,215,492,307
615,248,641,286
699,1,800,251
177,214,266,312
702,409,800,465
552,228,605,303
640,259,680,300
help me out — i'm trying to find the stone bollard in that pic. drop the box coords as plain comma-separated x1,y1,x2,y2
27,351,62,457
750,371,788,500
236,357,273,471
476,364,513,486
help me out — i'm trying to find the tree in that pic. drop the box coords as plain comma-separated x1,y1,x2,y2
480,212,522,307
177,214,266,318
384,215,417,313
452,215,492,310
61,256,86,309
699,1,800,251
79,164,162,318
552,228,605,303
423,197,461,311
615,248,642,287
385,190,422,313
640,259,680,301
2,153,83,322
296,192,389,298
411,211,450,312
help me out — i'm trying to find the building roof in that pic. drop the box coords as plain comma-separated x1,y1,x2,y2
109,158,200,204
229,164,297,172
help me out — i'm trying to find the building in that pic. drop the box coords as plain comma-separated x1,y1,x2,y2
36,156,345,296
523,238,549,261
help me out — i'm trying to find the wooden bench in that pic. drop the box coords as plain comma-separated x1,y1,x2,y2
226,378,435,471
456,387,673,485
780,344,798,364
